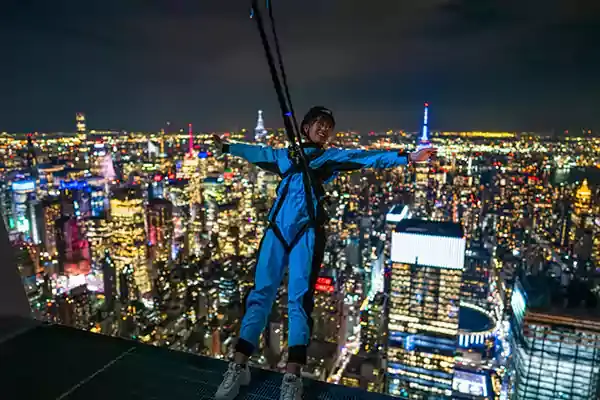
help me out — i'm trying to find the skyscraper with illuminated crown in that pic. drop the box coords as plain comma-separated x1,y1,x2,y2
413,103,432,217
255,110,268,141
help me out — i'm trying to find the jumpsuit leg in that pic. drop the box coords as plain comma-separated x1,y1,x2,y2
236,228,288,356
287,226,326,365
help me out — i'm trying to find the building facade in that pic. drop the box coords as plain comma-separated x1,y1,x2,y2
387,220,465,399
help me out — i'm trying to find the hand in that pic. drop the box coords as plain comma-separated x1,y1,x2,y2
409,147,437,163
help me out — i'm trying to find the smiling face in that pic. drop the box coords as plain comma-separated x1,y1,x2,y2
303,116,334,146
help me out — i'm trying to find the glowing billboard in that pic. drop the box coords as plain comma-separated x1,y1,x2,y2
391,232,466,269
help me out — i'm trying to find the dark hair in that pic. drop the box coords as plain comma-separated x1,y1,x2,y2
301,106,335,131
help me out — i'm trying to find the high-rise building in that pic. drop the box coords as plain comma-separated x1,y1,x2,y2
76,113,86,141
312,276,341,343
255,109,268,141
101,250,117,310
361,292,388,354
85,217,112,267
147,198,174,265
387,219,465,399
55,217,91,276
462,243,492,308
40,198,61,256
570,179,594,262
11,180,36,242
110,187,151,294
413,103,433,218
511,276,600,399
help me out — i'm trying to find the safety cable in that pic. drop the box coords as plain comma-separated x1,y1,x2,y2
266,0,302,144
250,0,320,224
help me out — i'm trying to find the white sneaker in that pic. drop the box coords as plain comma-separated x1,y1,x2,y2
214,362,251,400
280,373,303,400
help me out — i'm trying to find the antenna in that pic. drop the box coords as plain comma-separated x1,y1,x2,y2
417,102,432,150
188,123,194,154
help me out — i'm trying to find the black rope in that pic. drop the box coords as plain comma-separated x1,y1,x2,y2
250,0,320,224
266,1,302,143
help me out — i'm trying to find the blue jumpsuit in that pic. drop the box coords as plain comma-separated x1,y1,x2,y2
224,142,408,364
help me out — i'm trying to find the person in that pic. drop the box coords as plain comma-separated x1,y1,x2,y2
213,106,437,400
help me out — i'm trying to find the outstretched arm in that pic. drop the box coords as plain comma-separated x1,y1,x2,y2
223,142,279,165
321,147,437,172
214,135,282,174
321,148,409,171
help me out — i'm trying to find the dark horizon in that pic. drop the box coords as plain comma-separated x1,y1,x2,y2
1,0,599,133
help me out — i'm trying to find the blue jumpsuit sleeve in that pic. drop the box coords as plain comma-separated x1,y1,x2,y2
224,143,283,174
322,148,409,171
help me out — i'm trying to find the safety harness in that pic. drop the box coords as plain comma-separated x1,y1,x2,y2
250,0,327,252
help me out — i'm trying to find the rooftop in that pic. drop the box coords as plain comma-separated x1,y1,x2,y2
517,273,600,320
395,219,464,238
459,306,494,333
0,318,396,400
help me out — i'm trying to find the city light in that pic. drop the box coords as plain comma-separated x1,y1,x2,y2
2,104,600,400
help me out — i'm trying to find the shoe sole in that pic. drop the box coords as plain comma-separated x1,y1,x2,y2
215,373,251,400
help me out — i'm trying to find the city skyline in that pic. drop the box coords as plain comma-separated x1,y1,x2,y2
2,105,600,398
2,0,600,133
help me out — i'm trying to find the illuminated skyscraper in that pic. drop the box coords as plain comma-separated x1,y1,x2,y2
110,187,151,294
312,276,340,343
76,113,86,141
571,179,592,236
361,292,388,354
413,103,432,218
255,109,268,141
55,217,91,276
40,198,61,256
416,103,431,151
387,219,465,399
511,276,600,400
11,180,37,242
569,179,595,263
147,198,174,264
85,217,112,267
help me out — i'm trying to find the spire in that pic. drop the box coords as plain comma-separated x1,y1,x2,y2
417,102,432,150
160,128,165,156
188,123,194,154
255,110,267,140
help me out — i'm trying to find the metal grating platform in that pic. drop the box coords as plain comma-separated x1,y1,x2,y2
0,321,395,400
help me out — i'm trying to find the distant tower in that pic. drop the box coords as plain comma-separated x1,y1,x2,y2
160,128,166,156
255,110,268,141
26,133,38,176
413,102,432,218
188,123,194,155
76,113,87,141
417,102,432,150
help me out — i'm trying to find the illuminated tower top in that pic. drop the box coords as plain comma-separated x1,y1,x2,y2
417,102,432,150
575,179,592,213
255,110,267,140
188,123,194,155
76,113,86,137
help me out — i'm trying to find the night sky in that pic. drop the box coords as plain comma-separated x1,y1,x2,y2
1,0,599,133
